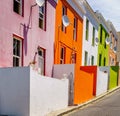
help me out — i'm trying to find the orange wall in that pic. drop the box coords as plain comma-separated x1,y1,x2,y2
54,0,83,65
54,0,84,105
74,69,94,104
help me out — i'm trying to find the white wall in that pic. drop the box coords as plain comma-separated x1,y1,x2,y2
53,64,75,79
96,67,108,96
0,67,69,116
30,68,69,116
82,16,98,66
0,67,30,116
53,64,75,105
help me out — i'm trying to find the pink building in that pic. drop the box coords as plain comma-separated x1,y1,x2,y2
0,0,57,76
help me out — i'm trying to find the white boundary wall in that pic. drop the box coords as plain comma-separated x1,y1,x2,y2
53,64,75,105
96,67,109,96
30,68,69,116
0,67,69,116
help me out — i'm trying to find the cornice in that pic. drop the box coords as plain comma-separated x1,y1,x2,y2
83,0,99,24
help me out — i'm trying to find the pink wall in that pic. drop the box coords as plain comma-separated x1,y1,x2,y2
0,0,56,76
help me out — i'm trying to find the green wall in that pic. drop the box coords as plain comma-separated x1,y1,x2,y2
97,24,109,66
109,66,119,90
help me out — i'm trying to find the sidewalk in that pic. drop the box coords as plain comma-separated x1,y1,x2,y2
47,86,120,116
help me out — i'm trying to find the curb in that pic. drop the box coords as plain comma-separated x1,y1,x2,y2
48,86,120,116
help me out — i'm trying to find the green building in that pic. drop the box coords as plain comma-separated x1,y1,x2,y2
95,12,109,66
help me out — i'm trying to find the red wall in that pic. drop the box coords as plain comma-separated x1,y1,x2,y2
80,66,97,96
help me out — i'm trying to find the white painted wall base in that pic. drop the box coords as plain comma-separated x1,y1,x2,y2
0,66,69,116
96,67,109,96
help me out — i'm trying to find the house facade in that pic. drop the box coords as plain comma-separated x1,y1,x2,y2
54,0,88,104
81,1,99,66
107,20,118,66
0,0,57,77
95,11,109,66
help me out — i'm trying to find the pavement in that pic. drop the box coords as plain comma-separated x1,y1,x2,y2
47,86,120,116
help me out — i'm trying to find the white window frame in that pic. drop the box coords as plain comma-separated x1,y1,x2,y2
13,37,22,67
38,48,45,75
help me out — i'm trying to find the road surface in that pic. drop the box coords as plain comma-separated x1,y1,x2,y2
65,89,120,116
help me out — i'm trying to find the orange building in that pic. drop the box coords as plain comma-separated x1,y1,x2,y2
54,0,87,104
107,21,118,66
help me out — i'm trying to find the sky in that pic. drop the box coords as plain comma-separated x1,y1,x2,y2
86,0,120,31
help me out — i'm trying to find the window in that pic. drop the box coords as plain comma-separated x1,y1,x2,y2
71,52,76,64
109,56,112,65
91,56,94,65
114,39,117,47
13,37,22,67
13,0,23,15
39,2,46,30
60,47,65,64
104,33,107,48
92,27,95,46
104,57,106,66
38,47,45,75
100,26,102,44
73,17,77,41
62,5,67,32
85,19,89,40
84,51,88,66
99,54,102,66
112,58,114,65
104,41,106,48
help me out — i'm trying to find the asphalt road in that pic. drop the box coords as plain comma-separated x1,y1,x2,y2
65,89,120,116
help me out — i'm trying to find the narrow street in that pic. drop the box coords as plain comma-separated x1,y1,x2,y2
65,89,120,116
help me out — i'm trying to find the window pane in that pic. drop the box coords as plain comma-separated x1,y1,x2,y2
39,18,43,29
39,3,45,29
104,58,106,66
91,56,94,65
13,57,19,67
38,50,42,56
13,0,22,15
39,13,44,19
38,48,45,75
17,40,20,56
61,48,64,59
13,37,22,67
39,6,44,14
62,5,67,32
86,19,89,40
62,5,66,15
99,54,102,66
73,17,77,40
84,51,88,66
60,47,65,64
92,27,95,46
100,26,102,43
